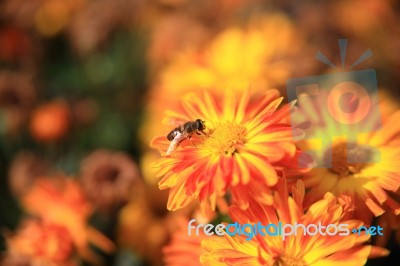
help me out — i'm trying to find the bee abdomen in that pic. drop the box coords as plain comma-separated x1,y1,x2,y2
167,129,180,141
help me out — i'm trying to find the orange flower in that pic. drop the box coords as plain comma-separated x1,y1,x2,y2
293,91,400,224
141,14,303,145
30,100,70,142
151,89,308,212
163,218,206,266
21,177,114,264
4,219,76,266
201,178,389,266
162,211,218,266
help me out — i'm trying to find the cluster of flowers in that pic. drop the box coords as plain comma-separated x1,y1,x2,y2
151,88,400,265
2,150,141,265
1,0,400,265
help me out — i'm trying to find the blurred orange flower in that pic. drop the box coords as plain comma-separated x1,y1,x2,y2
141,13,302,145
21,177,114,264
163,218,207,266
4,219,76,266
333,0,394,36
30,100,70,142
80,149,141,213
159,14,300,92
151,89,307,212
201,178,389,266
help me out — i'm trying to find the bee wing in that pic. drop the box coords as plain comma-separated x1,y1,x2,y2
163,119,186,128
166,131,185,155
162,111,189,127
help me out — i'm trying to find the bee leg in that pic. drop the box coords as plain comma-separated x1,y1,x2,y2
187,136,197,148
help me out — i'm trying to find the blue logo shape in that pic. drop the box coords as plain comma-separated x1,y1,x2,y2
287,40,381,168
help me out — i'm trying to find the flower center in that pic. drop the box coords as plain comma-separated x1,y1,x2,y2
274,256,306,266
202,121,246,156
96,165,120,183
324,141,373,177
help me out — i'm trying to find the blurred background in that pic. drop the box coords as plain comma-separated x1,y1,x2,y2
0,0,399,265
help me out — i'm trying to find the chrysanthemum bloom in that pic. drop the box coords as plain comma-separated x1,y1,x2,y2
141,13,303,145
201,178,389,266
3,219,76,266
151,89,308,211
159,14,300,92
163,218,207,266
292,91,400,224
22,177,115,264
374,188,400,248
80,149,141,213
162,211,219,266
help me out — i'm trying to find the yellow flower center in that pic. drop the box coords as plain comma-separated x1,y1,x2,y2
202,121,246,156
274,256,306,266
324,142,373,177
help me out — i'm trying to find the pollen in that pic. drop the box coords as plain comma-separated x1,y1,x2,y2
202,121,246,156
274,256,306,266
324,141,373,177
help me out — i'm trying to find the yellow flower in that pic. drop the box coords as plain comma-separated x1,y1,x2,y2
293,91,400,224
201,178,389,266
151,89,307,212
141,13,301,145
160,14,300,92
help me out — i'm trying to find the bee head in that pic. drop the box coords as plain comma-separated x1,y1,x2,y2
195,119,206,130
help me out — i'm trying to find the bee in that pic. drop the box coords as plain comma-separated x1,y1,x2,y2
166,119,206,155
